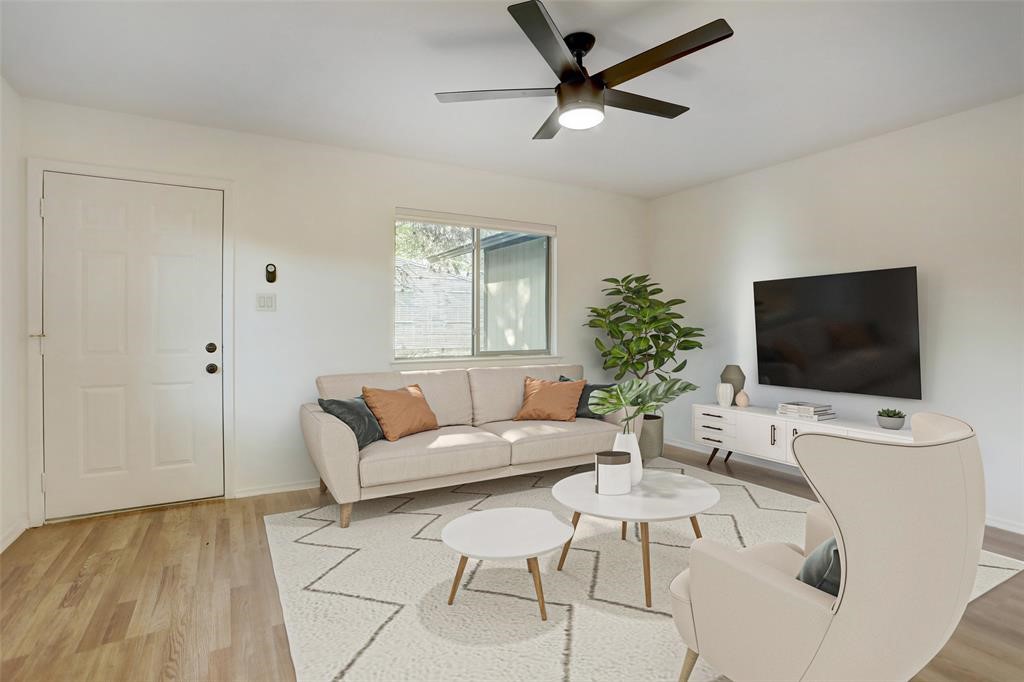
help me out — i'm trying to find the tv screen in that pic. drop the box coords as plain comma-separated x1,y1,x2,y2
754,267,921,399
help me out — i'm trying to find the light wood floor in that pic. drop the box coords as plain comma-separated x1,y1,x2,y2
1,447,1021,681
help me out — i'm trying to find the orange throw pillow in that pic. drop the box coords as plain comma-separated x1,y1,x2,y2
514,377,585,422
362,384,439,442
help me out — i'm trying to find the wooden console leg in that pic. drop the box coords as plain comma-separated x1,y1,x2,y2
690,516,703,539
527,557,548,621
723,451,733,463
679,648,698,682
319,478,328,493
706,448,719,466
640,522,652,607
338,502,353,528
557,511,581,570
447,555,469,605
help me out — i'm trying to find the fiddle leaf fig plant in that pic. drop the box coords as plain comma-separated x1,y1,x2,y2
586,274,705,383
588,378,697,434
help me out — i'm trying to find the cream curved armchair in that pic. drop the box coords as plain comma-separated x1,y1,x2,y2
670,413,985,681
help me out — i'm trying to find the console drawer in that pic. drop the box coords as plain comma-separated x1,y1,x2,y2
694,418,735,438
696,432,735,450
693,407,736,425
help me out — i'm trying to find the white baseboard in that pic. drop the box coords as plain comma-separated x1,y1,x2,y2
233,479,320,498
1,519,28,553
667,438,1024,537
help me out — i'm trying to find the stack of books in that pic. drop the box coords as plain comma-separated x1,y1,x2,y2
777,401,836,421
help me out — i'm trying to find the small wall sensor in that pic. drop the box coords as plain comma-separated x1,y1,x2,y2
266,263,277,283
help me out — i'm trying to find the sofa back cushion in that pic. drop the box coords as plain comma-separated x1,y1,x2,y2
399,369,473,427
467,364,583,426
316,369,473,427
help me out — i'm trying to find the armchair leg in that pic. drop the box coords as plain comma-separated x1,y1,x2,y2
339,502,353,528
679,648,698,682
319,478,328,493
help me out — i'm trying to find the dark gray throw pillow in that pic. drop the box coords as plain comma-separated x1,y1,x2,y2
318,397,384,450
559,375,613,420
797,537,841,596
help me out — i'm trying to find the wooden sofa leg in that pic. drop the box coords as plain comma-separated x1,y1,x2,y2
339,502,353,528
679,649,698,682
319,478,328,493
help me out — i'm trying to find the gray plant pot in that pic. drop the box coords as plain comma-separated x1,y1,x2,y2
877,416,905,430
638,414,664,462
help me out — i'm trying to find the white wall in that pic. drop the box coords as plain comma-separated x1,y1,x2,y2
18,98,648,498
649,96,1024,532
1,78,28,549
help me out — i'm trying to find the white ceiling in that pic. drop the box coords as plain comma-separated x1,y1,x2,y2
3,1,1022,198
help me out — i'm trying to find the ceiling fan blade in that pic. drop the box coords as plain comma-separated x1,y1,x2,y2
604,89,689,118
532,108,561,139
594,18,734,88
508,0,585,83
436,88,555,103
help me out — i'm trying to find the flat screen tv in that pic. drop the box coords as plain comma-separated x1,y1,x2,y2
753,267,921,399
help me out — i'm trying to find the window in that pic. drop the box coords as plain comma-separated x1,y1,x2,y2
394,209,553,359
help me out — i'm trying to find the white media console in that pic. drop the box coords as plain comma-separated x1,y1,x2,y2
691,403,913,467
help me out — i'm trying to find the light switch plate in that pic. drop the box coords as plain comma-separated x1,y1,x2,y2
256,293,277,312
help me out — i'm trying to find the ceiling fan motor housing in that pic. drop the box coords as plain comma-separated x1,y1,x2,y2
556,79,605,115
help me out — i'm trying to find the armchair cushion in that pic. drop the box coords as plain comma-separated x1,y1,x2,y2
798,537,842,596
318,397,383,450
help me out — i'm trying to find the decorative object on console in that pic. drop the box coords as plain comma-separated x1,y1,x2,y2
515,376,585,421
877,408,907,430
586,273,704,459
361,384,439,441
317,397,383,450
719,364,745,403
778,401,836,421
594,451,631,495
715,383,734,407
559,375,612,420
734,389,750,407
637,414,664,462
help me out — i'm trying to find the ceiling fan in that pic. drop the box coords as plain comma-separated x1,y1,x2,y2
435,0,733,139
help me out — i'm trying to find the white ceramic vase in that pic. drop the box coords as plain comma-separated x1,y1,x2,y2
716,383,734,407
613,432,643,485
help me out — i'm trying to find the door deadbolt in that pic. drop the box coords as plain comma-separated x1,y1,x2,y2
205,342,217,353
206,363,219,374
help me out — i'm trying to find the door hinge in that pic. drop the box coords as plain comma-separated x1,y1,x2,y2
30,332,45,355
40,472,46,493
39,197,45,219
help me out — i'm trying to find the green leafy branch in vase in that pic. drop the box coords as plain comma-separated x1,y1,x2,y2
588,379,698,434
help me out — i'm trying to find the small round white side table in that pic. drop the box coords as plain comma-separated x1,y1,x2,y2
551,469,720,607
440,507,574,620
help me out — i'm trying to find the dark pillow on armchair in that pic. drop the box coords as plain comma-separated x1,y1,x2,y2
797,537,841,596
559,375,613,420
318,397,384,450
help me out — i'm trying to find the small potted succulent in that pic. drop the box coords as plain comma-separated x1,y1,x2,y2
877,408,907,430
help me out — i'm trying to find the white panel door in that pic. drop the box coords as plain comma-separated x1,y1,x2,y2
736,414,789,462
42,172,224,518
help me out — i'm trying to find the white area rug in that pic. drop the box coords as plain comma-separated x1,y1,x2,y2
264,459,1023,682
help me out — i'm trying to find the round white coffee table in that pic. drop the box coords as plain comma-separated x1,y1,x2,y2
551,469,720,607
441,507,574,620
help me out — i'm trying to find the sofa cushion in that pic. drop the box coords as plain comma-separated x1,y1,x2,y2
400,369,473,426
359,425,511,487
515,377,585,422
468,364,583,426
317,397,383,450
362,384,439,442
480,418,619,465
560,376,613,420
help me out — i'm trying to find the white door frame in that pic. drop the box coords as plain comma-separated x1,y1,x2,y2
26,158,236,526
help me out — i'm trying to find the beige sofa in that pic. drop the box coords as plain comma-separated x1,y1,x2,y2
300,364,629,527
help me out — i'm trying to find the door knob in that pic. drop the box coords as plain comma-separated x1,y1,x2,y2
205,342,217,353
206,363,219,374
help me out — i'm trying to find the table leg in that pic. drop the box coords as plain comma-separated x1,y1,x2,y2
690,516,703,539
621,521,627,540
447,555,468,605
527,557,547,621
557,511,581,570
640,522,652,607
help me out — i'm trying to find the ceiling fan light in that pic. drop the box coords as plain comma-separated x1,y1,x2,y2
558,105,604,130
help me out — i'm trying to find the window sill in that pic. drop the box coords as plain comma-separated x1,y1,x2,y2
390,354,564,369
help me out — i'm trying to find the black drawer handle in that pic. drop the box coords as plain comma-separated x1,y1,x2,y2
702,437,723,444
701,413,723,419
702,425,723,431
